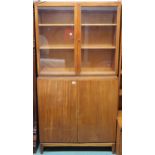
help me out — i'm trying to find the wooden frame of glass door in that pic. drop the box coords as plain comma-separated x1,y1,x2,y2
35,2,78,76
77,2,121,75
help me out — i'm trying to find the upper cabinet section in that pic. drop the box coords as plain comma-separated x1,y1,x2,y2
34,2,121,76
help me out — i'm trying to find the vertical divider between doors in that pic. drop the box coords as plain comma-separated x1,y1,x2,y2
74,4,78,142
75,3,81,142
74,3,77,142
74,4,78,75
76,3,81,75
77,77,79,142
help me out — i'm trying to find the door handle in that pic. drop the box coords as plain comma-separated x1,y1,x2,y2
71,81,76,85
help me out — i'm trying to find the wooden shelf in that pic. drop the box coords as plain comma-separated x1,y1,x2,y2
39,23,116,27
80,67,115,75
40,67,75,75
81,45,116,49
119,89,122,96
40,45,74,50
39,24,74,27
82,23,117,26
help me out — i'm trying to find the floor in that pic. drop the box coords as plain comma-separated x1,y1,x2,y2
34,146,116,155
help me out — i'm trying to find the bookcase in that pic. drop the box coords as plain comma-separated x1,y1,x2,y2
35,2,121,154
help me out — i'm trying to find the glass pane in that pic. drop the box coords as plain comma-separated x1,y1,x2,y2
81,49,115,73
82,26,116,47
38,7,75,74
81,7,117,74
81,7,117,24
38,7,74,24
40,49,74,74
39,26,74,47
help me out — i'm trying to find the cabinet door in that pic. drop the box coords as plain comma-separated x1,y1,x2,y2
36,5,77,75
78,78,118,142
38,78,78,142
79,5,121,75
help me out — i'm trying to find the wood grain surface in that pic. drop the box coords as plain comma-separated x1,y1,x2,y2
38,78,78,142
78,78,118,142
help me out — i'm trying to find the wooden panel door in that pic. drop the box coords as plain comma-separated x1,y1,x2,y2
78,78,118,142
38,78,78,142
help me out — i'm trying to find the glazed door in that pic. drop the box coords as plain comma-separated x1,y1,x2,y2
38,78,78,142
78,5,121,75
36,5,77,75
78,78,118,142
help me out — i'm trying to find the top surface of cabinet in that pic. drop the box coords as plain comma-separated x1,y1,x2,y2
34,2,121,76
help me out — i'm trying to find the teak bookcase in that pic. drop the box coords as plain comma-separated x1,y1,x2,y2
34,1,121,154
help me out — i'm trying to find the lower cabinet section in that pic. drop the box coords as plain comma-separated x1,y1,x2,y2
37,77,118,143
